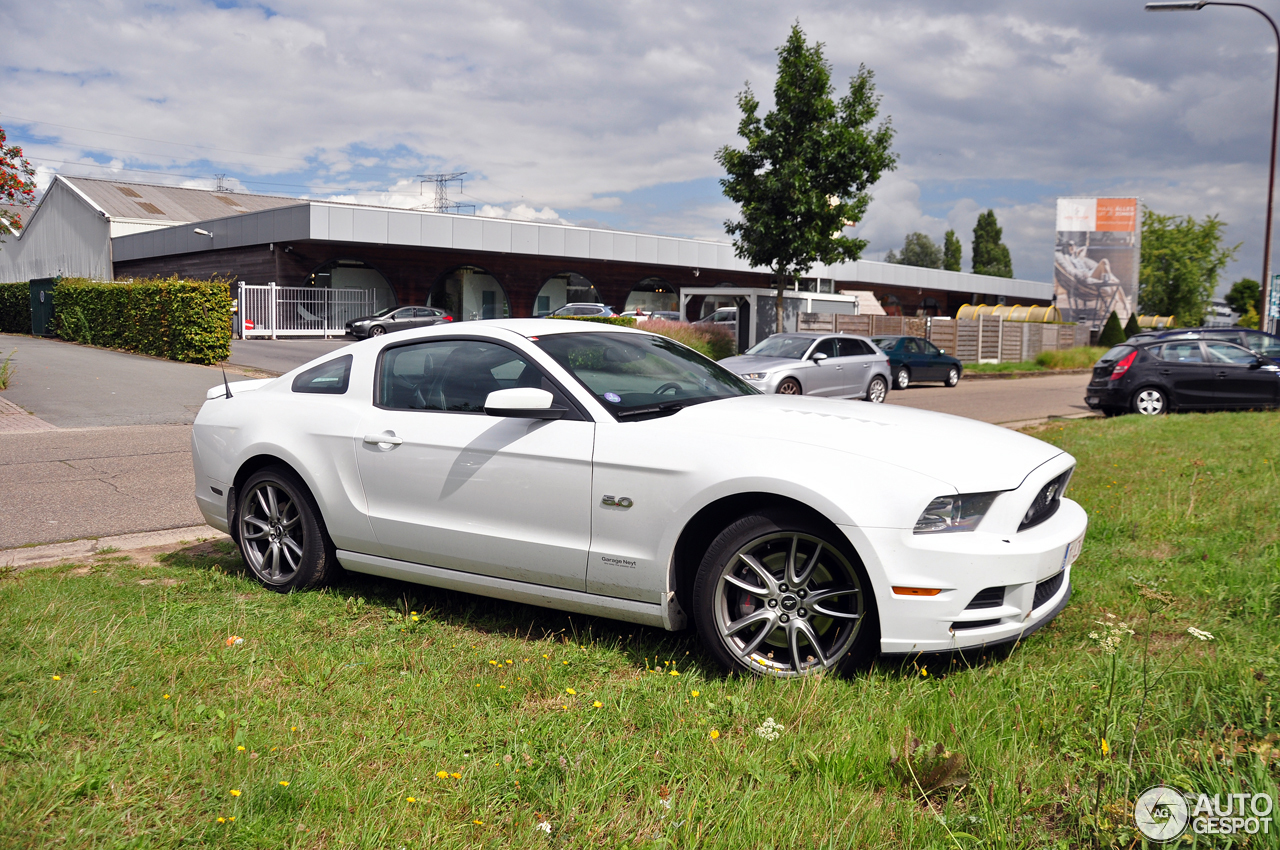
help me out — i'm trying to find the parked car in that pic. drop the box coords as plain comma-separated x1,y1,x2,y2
871,335,963,389
1125,326,1280,359
549,303,617,318
194,319,1084,678
646,310,682,322
1084,337,1280,416
695,307,737,331
346,306,450,339
718,332,891,402
618,309,683,323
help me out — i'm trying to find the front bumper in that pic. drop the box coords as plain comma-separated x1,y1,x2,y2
841,463,1088,654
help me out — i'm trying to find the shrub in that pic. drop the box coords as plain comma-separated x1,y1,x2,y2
53,276,232,364
641,319,737,361
1123,312,1141,339
1098,310,1126,348
0,282,27,333
548,315,637,328
1034,346,1110,370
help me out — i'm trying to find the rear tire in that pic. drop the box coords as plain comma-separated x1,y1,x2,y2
865,376,888,403
777,378,802,395
237,466,339,592
1132,387,1168,416
692,509,878,678
945,366,960,387
895,368,910,390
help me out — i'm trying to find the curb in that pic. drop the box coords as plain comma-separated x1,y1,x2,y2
0,525,230,569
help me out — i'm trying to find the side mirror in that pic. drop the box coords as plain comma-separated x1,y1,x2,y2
484,388,566,419
939,349,947,355
811,352,829,363
1249,358,1263,370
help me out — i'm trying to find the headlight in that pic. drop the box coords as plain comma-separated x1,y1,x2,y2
741,372,768,380
914,492,1000,534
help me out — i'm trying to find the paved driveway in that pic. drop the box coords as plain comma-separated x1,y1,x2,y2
887,371,1094,426
229,338,352,375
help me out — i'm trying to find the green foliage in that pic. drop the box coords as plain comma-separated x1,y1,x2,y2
1240,303,1261,330
971,210,1013,278
886,232,942,269
547,315,637,328
52,277,232,364
1123,312,1140,339
1098,311,1126,348
942,229,962,272
1224,277,1260,317
968,346,1109,373
1139,209,1239,326
0,282,28,333
716,23,896,330
641,318,737,361
0,349,13,390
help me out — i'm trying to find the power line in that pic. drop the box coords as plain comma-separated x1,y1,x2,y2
417,172,474,214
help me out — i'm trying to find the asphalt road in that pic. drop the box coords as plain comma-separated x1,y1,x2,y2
0,335,1095,550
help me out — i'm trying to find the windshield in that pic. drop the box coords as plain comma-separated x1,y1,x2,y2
371,306,398,318
534,331,758,419
744,335,814,359
1096,344,1135,365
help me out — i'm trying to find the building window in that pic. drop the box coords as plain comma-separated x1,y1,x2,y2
624,277,677,313
429,266,509,321
533,273,600,316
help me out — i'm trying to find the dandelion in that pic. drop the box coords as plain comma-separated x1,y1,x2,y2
406,797,416,803
920,667,928,678
229,789,241,797
237,746,246,752
669,669,680,676
217,817,226,823
437,771,450,779
543,654,549,658
451,773,461,779
565,688,576,695
563,661,568,665
290,726,297,732
709,729,720,740
505,660,513,664
229,817,235,822
163,694,170,699
51,676,61,681
593,700,603,708
755,717,784,741
489,660,498,666
1101,738,1109,756
499,685,507,689
279,781,289,787
411,616,419,622
1187,627,1215,641
473,820,484,825
690,690,700,698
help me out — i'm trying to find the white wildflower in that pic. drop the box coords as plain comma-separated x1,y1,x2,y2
1186,627,1215,641
536,821,551,834
755,717,784,741
1088,617,1134,655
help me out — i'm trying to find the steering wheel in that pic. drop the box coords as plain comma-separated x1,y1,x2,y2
654,382,683,395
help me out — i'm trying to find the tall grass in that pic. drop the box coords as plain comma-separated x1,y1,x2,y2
641,318,737,361
968,346,1108,373
0,349,14,390
0,412,1276,847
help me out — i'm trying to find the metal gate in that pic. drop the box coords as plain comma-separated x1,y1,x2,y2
238,283,389,338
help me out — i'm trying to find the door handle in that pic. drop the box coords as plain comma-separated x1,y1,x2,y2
364,434,403,446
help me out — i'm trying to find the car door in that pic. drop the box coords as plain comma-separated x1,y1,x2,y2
1204,340,1278,408
355,337,595,591
919,339,948,381
802,337,845,396
901,337,931,380
1153,341,1218,407
836,337,876,396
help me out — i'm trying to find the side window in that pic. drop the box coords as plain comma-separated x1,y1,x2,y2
1205,342,1256,365
1158,342,1204,363
837,338,871,357
922,340,942,356
292,354,352,395
812,338,837,358
378,340,557,413
904,338,922,354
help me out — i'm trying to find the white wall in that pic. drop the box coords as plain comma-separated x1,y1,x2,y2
0,180,112,281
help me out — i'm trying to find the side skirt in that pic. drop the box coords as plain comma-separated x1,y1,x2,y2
336,550,669,629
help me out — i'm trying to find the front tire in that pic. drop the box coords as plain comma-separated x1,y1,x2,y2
692,510,878,678
865,376,888,403
370,325,386,337
777,377,802,395
945,366,960,387
237,466,339,592
1132,387,1168,416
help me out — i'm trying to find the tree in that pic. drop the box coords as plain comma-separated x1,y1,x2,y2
887,232,942,269
1138,209,1238,327
1123,312,1141,339
717,23,897,332
1099,311,1126,347
1223,277,1260,317
943,229,962,272
1239,303,1261,329
0,125,37,244
971,210,1013,278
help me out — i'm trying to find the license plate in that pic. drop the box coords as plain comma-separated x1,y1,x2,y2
1086,397,1099,405
1062,534,1084,570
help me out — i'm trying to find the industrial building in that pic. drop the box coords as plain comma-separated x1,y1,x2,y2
0,176,1053,325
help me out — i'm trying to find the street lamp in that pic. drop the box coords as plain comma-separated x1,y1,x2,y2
1146,1,1280,332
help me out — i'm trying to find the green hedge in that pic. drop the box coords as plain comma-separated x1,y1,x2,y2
549,315,638,328
0,283,28,334
54,277,232,365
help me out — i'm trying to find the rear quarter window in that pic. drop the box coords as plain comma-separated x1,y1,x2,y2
292,354,353,395
1096,345,1135,365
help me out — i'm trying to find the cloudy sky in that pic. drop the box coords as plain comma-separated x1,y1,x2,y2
4,0,1278,291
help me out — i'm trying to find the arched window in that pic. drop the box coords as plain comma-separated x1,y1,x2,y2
533,273,600,316
880,293,902,317
919,297,940,317
624,277,677,313
429,266,509,321
305,259,396,324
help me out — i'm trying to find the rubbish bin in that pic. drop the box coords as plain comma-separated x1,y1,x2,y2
30,278,58,337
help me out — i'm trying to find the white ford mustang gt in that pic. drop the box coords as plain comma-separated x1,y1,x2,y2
193,319,1085,678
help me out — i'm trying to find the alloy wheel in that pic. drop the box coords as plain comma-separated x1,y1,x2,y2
946,367,959,387
866,377,887,403
895,368,910,390
711,531,864,677
778,378,802,395
1134,388,1166,415
240,481,306,585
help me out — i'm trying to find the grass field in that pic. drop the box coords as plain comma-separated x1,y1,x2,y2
967,347,1109,375
2,412,1278,848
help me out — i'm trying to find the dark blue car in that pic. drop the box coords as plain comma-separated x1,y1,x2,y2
871,335,963,389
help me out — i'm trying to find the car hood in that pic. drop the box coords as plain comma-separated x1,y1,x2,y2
347,315,381,325
719,355,803,373
665,394,1064,493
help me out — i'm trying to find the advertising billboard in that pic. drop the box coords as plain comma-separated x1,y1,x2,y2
1054,197,1140,329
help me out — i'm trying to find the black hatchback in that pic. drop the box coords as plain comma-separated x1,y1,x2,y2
1084,338,1280,415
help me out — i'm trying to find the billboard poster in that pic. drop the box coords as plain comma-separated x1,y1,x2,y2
1054,197,1140,329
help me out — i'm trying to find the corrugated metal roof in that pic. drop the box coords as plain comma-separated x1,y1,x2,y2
59,176,302,223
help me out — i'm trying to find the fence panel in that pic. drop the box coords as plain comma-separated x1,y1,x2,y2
979,316,1001,362
240,285,387,338
1001,323,1025,363
836,314,872,336
927,318,957,356
798,312,835,332
955,319,980,363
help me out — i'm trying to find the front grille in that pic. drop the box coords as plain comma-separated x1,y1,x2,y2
952,619,1000,631
1033,571,1065,610
965,586,1005,609
1019,468,1073,532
